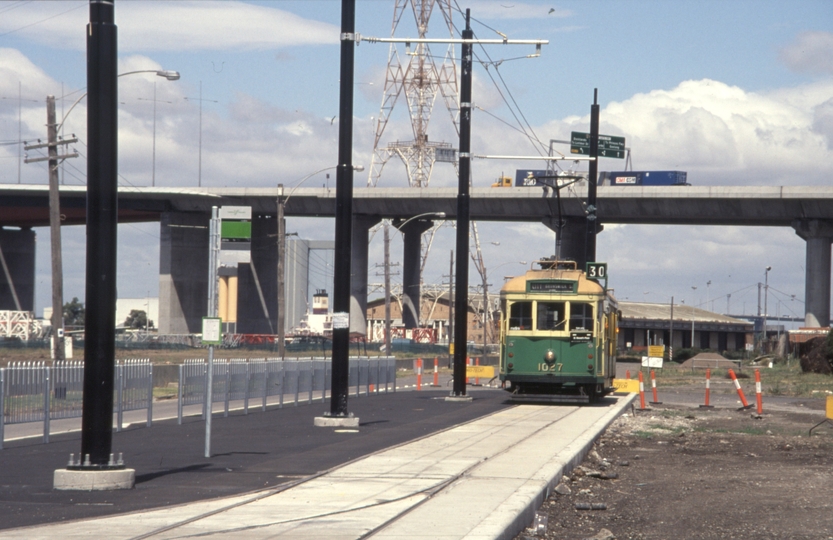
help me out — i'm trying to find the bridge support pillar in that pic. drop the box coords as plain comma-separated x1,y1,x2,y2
398,218,434,329
793,219,833,327
542,217,599,269
351,216,381,336
0,227,35,312
237,214,278,334
158,212,209,334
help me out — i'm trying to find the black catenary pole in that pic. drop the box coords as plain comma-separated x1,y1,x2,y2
329,0,356,417
451,10,473,397
79,0,120,469
585,88,599,266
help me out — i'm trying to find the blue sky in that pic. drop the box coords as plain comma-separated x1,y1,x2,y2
1,0,832,326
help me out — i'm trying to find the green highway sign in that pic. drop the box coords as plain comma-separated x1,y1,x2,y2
570,131,626,159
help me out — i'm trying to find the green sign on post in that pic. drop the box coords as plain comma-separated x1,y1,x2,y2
570,131,626,159
586,262,607,280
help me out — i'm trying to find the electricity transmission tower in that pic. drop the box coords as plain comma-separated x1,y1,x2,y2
367,0,460,188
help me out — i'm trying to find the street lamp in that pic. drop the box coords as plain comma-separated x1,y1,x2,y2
383,212,446,354
29,68,178,363
763,266,771,352
276,165,364,358
137,83,173,187
58,69,180,131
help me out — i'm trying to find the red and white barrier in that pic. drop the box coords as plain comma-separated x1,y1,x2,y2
474,357,481,386
636,371,648,410
466,357,471,385
416,358,423,391
755,369,763,415
728,368,752,409
699,368,714,409
432,357,440,387
649,369,662,405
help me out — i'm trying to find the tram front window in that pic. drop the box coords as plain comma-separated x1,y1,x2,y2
509,302,533,330
537,302,566,330
570,302,594,331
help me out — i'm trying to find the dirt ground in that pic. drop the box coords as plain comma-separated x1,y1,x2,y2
517,396,833,540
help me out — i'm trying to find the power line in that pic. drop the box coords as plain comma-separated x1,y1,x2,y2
0,2,86,39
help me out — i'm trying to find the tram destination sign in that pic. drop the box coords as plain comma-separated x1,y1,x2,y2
570,131,626,159
528,281,575,293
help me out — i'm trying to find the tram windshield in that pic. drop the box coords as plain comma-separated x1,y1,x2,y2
569,302,594,331
536,302,566,330
508,301,533,330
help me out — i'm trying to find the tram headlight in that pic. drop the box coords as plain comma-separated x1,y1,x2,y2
544,349,555,363
587,363,594,372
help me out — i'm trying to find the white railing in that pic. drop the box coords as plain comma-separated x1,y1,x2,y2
2,356,396,449
0,359,153,449
176,356,396,423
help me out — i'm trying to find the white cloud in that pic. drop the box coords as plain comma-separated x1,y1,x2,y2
779,31,833,75
0,1,338,52
514,79,833,185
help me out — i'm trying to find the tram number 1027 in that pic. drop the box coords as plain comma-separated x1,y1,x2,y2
538,363,563,372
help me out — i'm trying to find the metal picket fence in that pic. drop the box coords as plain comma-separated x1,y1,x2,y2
0,359,153,450
2,356,396,448
176,356,396,424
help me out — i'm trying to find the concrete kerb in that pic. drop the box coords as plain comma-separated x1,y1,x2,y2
494,393,637,540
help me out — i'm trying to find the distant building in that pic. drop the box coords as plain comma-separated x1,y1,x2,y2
115,298,159,330
365,290,498,346
618,302,753,352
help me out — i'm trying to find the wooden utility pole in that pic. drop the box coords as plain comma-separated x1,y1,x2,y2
24,96,78,361
47,96,64,361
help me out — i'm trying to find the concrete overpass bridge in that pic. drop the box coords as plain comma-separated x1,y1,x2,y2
2,183,832,334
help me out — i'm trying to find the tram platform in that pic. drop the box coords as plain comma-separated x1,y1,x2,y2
0,388,634,539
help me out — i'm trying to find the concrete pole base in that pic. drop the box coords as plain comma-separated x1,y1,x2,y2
314,415,360,428
445,395,473,403
54,468,135,491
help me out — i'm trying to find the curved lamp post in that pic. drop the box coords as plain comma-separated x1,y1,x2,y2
763,266,771,352
276,165,364,358
382,212,446,354
36,68,178,364
58,69,180,131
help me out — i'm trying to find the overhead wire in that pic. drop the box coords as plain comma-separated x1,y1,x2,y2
0,1,86,39
448,1,549,157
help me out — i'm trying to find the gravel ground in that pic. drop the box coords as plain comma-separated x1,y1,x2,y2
516,391,833,539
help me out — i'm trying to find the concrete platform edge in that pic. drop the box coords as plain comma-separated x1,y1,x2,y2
495,394,637,540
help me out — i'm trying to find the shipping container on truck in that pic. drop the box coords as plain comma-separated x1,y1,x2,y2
599,171,688,186
514,169,551,186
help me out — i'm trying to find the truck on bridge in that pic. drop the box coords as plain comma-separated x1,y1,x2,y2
491,170,688,188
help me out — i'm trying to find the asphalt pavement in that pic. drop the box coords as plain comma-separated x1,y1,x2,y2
0,382,634,539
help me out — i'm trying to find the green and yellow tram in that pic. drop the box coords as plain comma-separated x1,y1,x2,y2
498,258,618,403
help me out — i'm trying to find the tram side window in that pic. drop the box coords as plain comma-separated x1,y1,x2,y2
569,302,594,331
537,302,566,331
509,302,533,330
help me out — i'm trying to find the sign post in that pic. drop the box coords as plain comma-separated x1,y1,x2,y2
204,208,221,458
